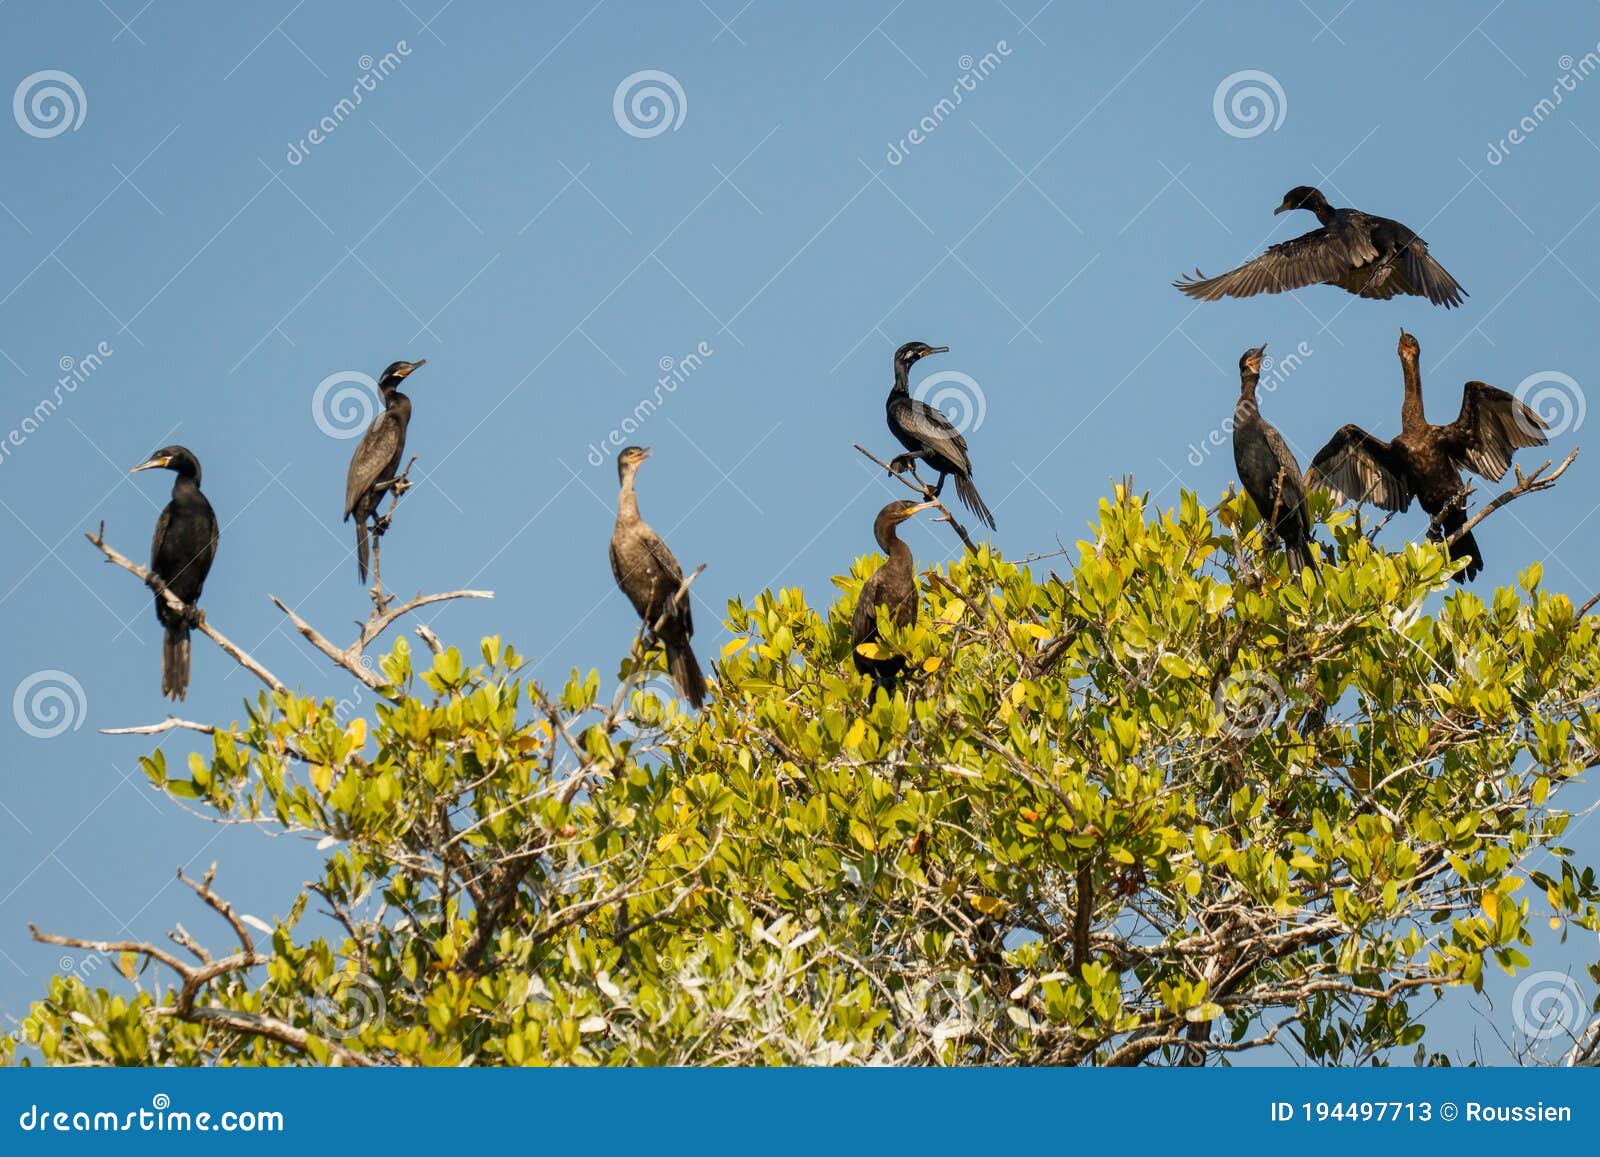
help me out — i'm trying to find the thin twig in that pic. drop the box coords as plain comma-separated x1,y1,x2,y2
854,444,979,555
1435,447,1579,547
86,524,288,694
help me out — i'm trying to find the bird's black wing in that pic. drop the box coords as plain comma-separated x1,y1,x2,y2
1399,238,1467,309
344,409,404,519
896,398,973,474
1307,424,1414,512
1174,219,1379,301
1442,381,1549,482
850,570,883,657
150,504,173,571
642,528,692,635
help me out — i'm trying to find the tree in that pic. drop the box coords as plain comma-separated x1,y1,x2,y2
7,483,1600,1067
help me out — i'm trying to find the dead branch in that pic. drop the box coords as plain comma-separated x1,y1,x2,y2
854,444,980,555
1435,447,1579,549
86,524,288,694
101,716,217,737
270,588,493,691
30,864,371,1066
367,455,419,613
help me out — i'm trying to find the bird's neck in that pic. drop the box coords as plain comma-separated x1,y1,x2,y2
1307,200,1336,226
616,475,641,524
891,361,911,394
1400,357,1425,428
1237,373,1260,409
878,531,913,572
172,472,203,498
384,388,410,414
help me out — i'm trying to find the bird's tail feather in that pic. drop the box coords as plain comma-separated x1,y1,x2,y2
668,641,707,710
356,521,370,583
955,474,996,531
162,622,190,701
1286,537,1313,577
1445,523,1483,583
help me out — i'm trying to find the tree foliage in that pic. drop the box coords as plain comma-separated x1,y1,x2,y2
9,487,1600,1066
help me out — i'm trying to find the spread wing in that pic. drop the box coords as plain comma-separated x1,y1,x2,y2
898,398,972,474
1442,381,1549,482
344,409,404,518
1174,220,1379,301
1401,240,1467,308
1307,424,1414,512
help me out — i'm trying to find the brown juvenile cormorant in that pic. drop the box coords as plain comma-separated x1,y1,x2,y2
131,446,218,700
1306,329,1548,582
609,446,707,709
885,341,996,530
850,499,937,693
1232,345,1314,576
1175,186,1466,308
344,359,425,582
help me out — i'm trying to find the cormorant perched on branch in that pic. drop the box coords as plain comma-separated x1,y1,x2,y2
1175,186,1466,308
850,499,937,693
131,446,217,700
1306,329,1548,582
886,341,996,530
609,446,706,708
344,359,425,582
1232,345,1313,576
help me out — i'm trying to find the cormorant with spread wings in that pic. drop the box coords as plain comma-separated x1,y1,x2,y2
1306,330,1548,582
1175,186,1466,309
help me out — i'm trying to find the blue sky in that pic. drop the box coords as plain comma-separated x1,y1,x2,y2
2,1,1598,1064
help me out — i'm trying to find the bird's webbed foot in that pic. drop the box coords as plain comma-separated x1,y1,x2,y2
888,453,917,474
929,474,947,498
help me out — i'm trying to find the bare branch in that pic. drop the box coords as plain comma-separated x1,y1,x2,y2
86,524,287,694
269,588,493,690
1436,447,1580,548
854,444,979,555
101,716,217,737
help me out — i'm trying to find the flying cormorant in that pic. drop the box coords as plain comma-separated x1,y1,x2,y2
344,358,425,583
850,499,937,693
131,445,218,700
885,341,996,530
1175,186,1466,308
609,446,707,709
1306,329,1548,582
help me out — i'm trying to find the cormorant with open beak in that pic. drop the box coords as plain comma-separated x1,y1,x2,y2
1231,345,1314,576
131,446,218,700
885,341,996,530
344,358,425,583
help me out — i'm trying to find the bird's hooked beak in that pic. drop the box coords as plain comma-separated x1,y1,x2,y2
906,500,939,515
924,345,949,357
1245,343,1267,373
397,358,426,378
1272,203,1288,215
129,455,171,473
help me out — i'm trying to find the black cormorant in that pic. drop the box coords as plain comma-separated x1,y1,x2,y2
609,446,706,709
850,499,936,693
131,446,218,700
344,358,425,582
1175,186,1466,308
1232,345,1313,576
885,341,996,530
1306,329,1548,582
